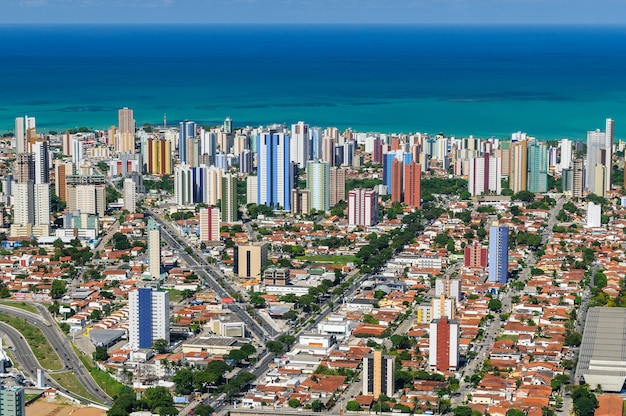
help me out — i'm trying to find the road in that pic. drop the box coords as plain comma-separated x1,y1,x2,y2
0,303,112,405
147,211,275,341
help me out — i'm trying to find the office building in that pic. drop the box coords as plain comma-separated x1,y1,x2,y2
221,173,238,224
329,167,346,207
0,385,25,416
488,223,509,284
123,178,136,213
527,141,548,193
403,162,422,208
306,160,330,212
117,107,135,153
128,288,170,350
257,128,292,210
348,188,378,227
199,207,221,243
362,350,394,399
234,242,268,281
147,219,161,279
464,242,487,268
291,121,310,168
429,317,460,372
291,189,311,216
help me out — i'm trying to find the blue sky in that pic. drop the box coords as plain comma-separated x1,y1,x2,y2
3,0,626,24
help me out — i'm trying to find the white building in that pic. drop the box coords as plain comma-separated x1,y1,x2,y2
587,201,602,228
291,121,310,168
147,219,161,279
435,278,461,301
348,188,378,227
128,288,170,350
123,178,136,213
306,160,330,212
199,207,220,243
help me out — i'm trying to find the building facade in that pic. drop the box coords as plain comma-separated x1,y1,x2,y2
128,288,170,350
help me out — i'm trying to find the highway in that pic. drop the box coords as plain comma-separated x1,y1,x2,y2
147,211,275,341
0,303,112,405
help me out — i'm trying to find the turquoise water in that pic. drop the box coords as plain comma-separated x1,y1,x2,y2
0,24,625,139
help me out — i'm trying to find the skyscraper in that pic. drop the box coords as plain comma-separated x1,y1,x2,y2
468,154,501,196
174,163,193,206
362,350,394,399
488,223,509,284
147,219,161,279
179,120,196,164
586,119,614,197
572,158,584,198
123,178,136,213
128,288,170,350
221,173,238,224
391,158,403,203
199,207,221,243
54,161,73,202
234,243,268,281
291,189,311,216
527,141,548,193
291,121,310,168
383,153,397,188
32,140,50,184
348,188,378,227
329,167,346,207
257,128,292,210
117,107,135,153
306,160,330,212
403,162,422,208
510,140,528,193
559,139,573,171
13,153,34,184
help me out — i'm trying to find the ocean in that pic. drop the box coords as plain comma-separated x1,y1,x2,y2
0,24,625,139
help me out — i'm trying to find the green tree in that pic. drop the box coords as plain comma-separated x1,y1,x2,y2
93,346,109,361
192,405,215,416
453,406,474,416
311,400,324,412
240,343,256,357
288,398,301,408
111,232,131,250
51,279,67,299
346,401,362,411
506,410,526,416
143,386,174,413
152,339,169,354
173,368,194,395
488,299,502,311
228,349,249,363
266,341,285,355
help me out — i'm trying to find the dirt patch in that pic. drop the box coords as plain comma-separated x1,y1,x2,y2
26,398,106,416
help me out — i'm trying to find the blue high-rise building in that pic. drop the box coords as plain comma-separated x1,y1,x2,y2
179,120,196,163
311,127,322,161
527,141,548,193
129,288,170,350
488,224,509,284
257,128,292,210
383,153,397,187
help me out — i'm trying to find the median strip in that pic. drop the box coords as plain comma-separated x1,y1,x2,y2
0,313,63,370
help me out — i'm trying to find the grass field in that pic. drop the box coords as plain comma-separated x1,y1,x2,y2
0,301,38,314
296,255,358,265
0,313,63,370
72,344,126,398
50,371,99,402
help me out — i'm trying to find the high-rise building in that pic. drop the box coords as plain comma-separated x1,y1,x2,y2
54,161,73,202
587,202,602,228
403,162,422,208
147,219,161,279
559,139,573,171
12,182,34,226
199,207,220,243
0,385,26,416
348,188,378,227
291,189,311,216
32,140,50,184
247,176,258,205
234,242,268,280
464,242,488,268
13,153,34,184
291,121,310,168
488,223,509,284
66,178,107,218
383,153,397,188
306,160,330,212
174,164,193,206
329,167,346,207
14,117,25,154
221,173,238,224
586,119,614,196
33,183,50,229
572,158,585,198
11,181,50,238
435,278,461,301
527,141,548,193
117,107,135,153
429,317,460,372
468,154,501,196
257,128,292,210
311,127,322,161
144,138,172,175
391,158,403,203
123,178,136,213
362,350,394,399
510,140,528,193
432,295,456,320
128,288,170,350
179,120,196,164
321,136,335,166
223,117,233,134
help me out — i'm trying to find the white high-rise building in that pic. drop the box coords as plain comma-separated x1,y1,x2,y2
32,140,50,184
432,295,456,320
71,137,84,167
174,163,193,206
147,219,161,279
559,139,573,171
306,160,330,212
586,119,614,196
467,154,501,196
12,182,34,226
348,188,378,227
291,121,310,168
128,288,169,350
123,178,136,213
587,202,602,228
257,127,292,210
14,117,25,154
247,176,258,205
33,183,50,227
221,173,237,224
